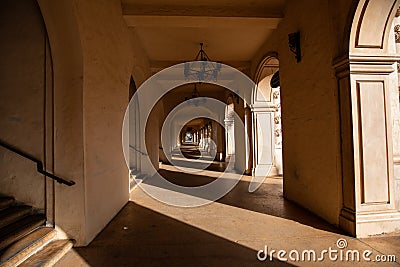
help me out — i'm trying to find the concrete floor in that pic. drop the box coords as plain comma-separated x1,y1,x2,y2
56,150,400,266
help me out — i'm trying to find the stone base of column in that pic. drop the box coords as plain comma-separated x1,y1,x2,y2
395,156,400,209
340,208,400,237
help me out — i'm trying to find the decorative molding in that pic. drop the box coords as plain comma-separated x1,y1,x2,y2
395,25,400,43
354,0,397,49
348,55,399,74
355,80,393,207
341,207,356,222
250,103,279,112
274,129,282,138
332,57,350,78
354,0,383,49
273,90,280,99
357,211,400,222
274,116,281,125
350,64,396,74
349,55,400,62
253,52,279,82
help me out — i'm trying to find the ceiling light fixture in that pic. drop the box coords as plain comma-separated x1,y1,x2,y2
184,43,221,106
184,83,206,106
184,43,222,82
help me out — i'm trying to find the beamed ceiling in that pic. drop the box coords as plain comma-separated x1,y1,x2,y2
121,0,286,72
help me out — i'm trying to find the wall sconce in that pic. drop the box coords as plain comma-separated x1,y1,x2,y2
288,31,301,63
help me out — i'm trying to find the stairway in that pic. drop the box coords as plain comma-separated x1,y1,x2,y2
0,196,73,267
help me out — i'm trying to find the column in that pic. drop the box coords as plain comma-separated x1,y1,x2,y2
335,56,400,237
244,106,253,174
251,103,275,177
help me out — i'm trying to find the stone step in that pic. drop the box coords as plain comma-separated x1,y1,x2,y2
0,206,32,229
0,227,56,267
0,198,14,211
0,214,46,251
19,240,74,267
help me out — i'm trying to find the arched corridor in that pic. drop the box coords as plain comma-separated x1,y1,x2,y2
0,0,400,266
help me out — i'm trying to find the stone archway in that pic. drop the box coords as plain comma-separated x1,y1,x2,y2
335,0,400,237
251,56,281,177
34,0,87,245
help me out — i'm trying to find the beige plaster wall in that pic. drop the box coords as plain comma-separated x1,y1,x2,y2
38,0,86,243
129,28,152,87
0,0,47,209
251,0,354,225
73,0,136,244
39,0,152,245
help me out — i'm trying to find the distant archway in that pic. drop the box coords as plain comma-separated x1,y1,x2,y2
252,56,282,177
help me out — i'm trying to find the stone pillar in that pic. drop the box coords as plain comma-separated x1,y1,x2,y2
224,119,234,156
210,121,218,157
234,99,246,172
200,128,205,149
335,56,400,237
272,88,283,176
216,122,226,162
335,0,400,237
205,123,210,152
244,106,253,174
251,102,275,177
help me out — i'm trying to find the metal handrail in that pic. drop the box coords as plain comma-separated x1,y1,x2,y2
0,141,75,186
129,145,147,156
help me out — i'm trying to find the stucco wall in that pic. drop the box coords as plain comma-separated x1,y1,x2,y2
38,0,153,245
251,0,353,225
38,0,86,243
0,0,47,209
73,0,137,244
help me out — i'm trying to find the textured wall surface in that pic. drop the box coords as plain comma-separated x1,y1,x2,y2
74,0,138,244
0,0,47,209
37,0,152,245
251,0,351,225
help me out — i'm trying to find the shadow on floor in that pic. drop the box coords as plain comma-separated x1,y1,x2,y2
146,168,343,234
165,145,229,173
168,159,228,172
71,202,295,267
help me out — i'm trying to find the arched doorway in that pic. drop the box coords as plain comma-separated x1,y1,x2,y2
252,56,282,177
0,0,53,221
336,0,400,237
